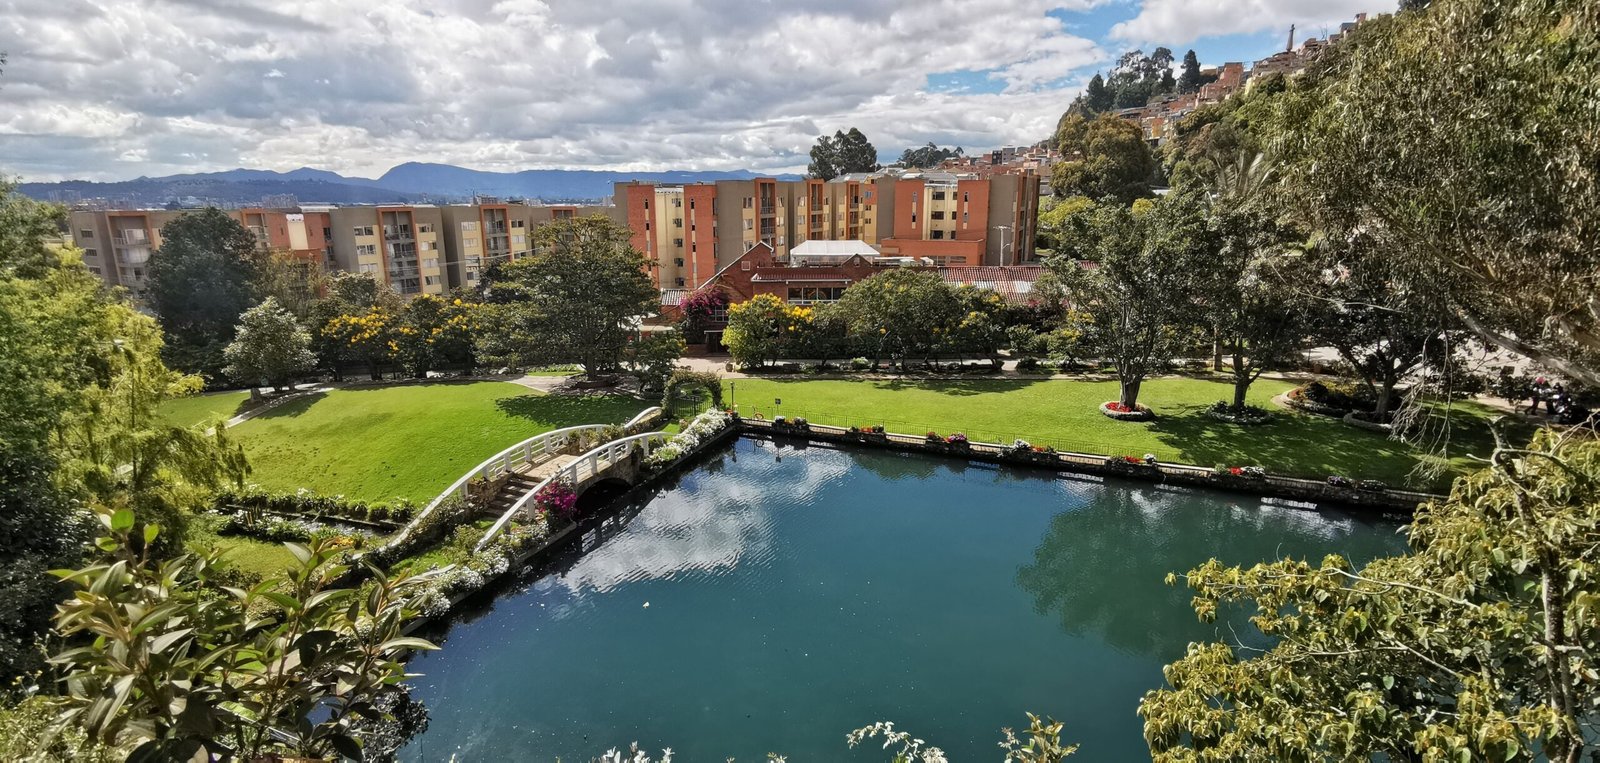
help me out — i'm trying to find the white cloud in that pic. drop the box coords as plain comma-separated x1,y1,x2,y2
1111,0,1391,47
0,0,1108,180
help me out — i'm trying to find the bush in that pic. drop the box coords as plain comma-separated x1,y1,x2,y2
1017,357,1041,371
850,357,871,371
211,488,407,527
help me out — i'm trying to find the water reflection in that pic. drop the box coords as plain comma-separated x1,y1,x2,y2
1016,480,1403,662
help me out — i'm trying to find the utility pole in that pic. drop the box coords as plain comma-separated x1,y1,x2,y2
1287,24,1296,52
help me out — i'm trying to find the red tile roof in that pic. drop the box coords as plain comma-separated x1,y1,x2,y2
937,265,1047,303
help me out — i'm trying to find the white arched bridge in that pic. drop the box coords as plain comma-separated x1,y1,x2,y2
379,407,671,557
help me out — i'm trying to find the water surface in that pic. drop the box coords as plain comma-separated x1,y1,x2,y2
403,437,1406,761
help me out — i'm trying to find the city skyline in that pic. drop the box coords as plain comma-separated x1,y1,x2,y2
2,0,1390,183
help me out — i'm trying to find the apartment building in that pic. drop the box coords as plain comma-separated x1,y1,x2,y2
69,207,330,294
615,170,1039,291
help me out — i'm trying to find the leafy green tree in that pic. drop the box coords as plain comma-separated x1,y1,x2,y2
477,215,657,379
1082,72,1112,113
224,296,316,391
896,143,964,169
808,127,881,180
1051,197,1201,410
310,272,400,381
1141,429,1600,762
1272,0,1600,386
145,208,264,382
1052,114,1155,203
254,251,326,320
393,293,479,378
832,269,963,369
723,293,797,369
622,330,686,394
1176,49,1203,93
49,509,436,761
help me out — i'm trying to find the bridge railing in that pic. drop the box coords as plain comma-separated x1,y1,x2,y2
475,431,670,552
378,424,613,556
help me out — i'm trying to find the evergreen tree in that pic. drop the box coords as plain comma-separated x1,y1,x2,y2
1084,73,1112,113
1177,50,1203,93
145,208,264,382
808,128,881,180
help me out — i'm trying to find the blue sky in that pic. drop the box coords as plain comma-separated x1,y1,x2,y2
0,0,1391,181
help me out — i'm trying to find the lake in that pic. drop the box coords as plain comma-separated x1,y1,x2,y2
402,437,1406,761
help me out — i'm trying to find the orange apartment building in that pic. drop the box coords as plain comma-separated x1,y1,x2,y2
69,207,331,295
615,170,1039,291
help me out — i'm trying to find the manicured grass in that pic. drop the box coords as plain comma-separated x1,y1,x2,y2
202,536,299,579
725,376,1515,489
229,382,649,504
160,390,252,428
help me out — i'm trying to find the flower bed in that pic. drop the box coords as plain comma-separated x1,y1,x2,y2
533,478,577,520
1099,401,1154,421
406,517,553,618
1205,402,1273,425
211,487,414,529
645,409,735,470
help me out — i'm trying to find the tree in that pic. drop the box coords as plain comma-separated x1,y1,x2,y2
896,143,964,169
477,215,657,379
323,306,397,381
392,293,479,379
1176,50,1203,93
1051,197,1200,410
49,509,435,761
254,252,326,320
622,331,686,394
1141,429,1600,762
310,272,400,381
1052,114,1155,203
808,128,881,180
1083,73,1112,113
723,293,803,369
223,296,316,391
831,269,964,369
144,208,264,382
1271,0,1600,386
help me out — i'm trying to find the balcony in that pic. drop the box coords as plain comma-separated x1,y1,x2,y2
112,232,149,246
759,205,775,215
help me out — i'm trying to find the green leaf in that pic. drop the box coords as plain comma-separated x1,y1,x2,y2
285,542,312,566
379,636,439,653
110,509,135,533
143,523,161,546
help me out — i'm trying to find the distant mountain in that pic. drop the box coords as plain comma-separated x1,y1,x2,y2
19,163,805,207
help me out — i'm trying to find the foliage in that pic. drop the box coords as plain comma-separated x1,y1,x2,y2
723,294,814,368
895,143,964,169
644,409,734,469
0,695,118,762
622,331,686,394
254,252,326,321
533,478,578,519
830,269,971,367
404,518,552,618
144,208,264,381
807,127,881,180
662,368,724,414
1269,0,1600,385
309,273,401,381
223,296,316,390
212,487,415,526
677,286,730,344
1065,48,1179,115
1141,429,1600,761
1050,196,1200,409
477,215,657,378
1052,114,1156,203
48,509,436,761
392,294,479,378
846,716,1077,762
1175,49,1206,94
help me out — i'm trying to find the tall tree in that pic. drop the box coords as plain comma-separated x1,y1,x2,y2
223,296,316,391
808,128,881,180
1176,49,1203,93
1051,197,1200,410
1273,0,1600,385
477,215,657,379
309,272,400,381
832,268,963,369
1083,72,1112,113
145,208,263,382
896,143,964,169
1053,114,1156,203
254,252,326,320
1141,429,1600,762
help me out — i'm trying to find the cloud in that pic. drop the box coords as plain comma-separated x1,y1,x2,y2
1111,0,1389,47
0,0,1108,181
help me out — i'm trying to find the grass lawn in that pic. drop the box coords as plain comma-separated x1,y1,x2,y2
725,376,1517,489
198,535,299,579
161,390,252,428
229,381,649,504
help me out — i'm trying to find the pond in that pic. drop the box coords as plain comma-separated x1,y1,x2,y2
401,437,1407,761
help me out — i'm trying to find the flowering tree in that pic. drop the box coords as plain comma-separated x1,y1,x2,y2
322,307,396,381
223,296,316,391
393,294,480,378
723,294,815,368
678,286,731,344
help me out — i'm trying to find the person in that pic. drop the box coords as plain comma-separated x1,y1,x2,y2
1548,383,1565,415
1528,379,1546,415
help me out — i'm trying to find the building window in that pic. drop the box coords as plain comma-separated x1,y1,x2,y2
743,197,753,209
461,221,478,232
424,275,441,286
963,192,970,203
323,227,332,238
511,220,525,228
931,211,945,220
673,238,684,247
787,286,846,305
418,241,433,251
931,191,945,201
512,235,526,245
423,258,439,268
79,228,94,239
932,230,945,240
674,257,685,267
963,212,969,222
744,220,753,231
353,226,374,236
911,214,917,224
84,248,98,258
358,263,378,273
672,198,682,207
466,239,478,249
356,244,377,256
674,218,682,228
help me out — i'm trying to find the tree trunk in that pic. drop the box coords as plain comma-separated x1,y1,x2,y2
1375,369,1396,421
1232,351,1249,410
1212,329,1224,372
367,360,380,381
1120,377,1143,409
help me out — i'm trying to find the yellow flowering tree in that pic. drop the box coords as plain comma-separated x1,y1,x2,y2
321,306,395,381
724,294,816,369
392,294,481,378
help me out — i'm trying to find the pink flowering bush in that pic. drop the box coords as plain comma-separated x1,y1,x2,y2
534,479,578,519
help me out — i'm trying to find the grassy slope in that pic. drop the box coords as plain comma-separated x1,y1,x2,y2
725,376,1509,489
160,390,252,428
229,381,647,504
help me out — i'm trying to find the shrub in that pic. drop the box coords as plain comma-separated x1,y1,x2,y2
850,357,871,371
534,479,578,520
1017,357,1041,371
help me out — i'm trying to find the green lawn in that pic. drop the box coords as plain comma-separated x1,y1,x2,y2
197,535,299,580
161,390,252,428
229,382,648,504
725,376,1515,489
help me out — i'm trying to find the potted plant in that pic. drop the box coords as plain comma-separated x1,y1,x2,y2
945,433,970,453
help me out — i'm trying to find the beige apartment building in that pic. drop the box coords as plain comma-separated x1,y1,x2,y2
69,207,333,295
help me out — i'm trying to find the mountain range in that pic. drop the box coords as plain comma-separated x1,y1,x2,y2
18,163,806,206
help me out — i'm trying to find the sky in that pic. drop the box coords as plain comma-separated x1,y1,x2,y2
0,0,1391,182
